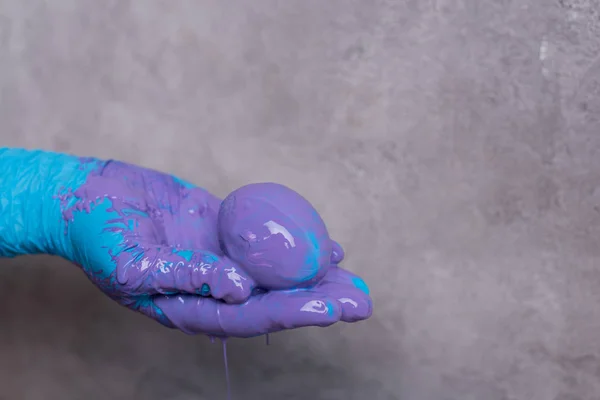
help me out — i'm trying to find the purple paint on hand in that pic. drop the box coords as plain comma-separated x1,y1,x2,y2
75,161,371,337
157,183,372,337
1,149,373,400
0,149,372,338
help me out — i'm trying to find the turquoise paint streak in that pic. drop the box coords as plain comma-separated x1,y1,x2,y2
352,276,370,295
67,197,126,281
0,148,96,259
0,148,128,283
172,176,196,189
173,249,194,261
301,231,321,281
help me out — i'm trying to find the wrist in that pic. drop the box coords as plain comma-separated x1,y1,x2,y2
0,148,103,258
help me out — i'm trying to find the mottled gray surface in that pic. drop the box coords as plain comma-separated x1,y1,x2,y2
1,0,600,399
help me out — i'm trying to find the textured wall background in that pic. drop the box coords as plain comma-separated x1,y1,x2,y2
1,1,600,399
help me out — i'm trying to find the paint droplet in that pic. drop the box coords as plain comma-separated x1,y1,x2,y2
221,338,231,400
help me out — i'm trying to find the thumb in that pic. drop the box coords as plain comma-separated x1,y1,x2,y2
114,243,255,304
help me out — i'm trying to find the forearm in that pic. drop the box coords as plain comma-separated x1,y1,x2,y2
0,148,101,258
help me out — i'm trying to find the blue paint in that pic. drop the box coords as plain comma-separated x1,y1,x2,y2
200,283,211,296
0,149,98,258
326,301,336,317
0,148,131,284
121,208,149,218
172,176,196,189
134,295,154,310
298,231,320,281
173,249,194,261
67,197,126,280
352,276,370,295
306,231,320,253
203,253,219,263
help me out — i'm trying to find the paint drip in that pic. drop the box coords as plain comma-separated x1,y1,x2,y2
221,338,231,400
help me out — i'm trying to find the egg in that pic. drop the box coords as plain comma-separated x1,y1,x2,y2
217,183,333,290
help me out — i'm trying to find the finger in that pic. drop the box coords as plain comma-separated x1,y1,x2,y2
153,290,342,337
316,266,373,322
330,287,372,322
330,240,345,264
115,243,255,303
318,265,370,294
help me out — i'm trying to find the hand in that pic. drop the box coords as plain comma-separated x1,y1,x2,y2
61,159,257,321
59,158,372,336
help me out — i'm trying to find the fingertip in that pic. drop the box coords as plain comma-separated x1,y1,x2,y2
338,292,373,322
331,240,345,264
209,278,253,304
209,261,255,304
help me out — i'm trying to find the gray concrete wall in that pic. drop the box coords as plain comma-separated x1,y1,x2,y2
1,1,600,399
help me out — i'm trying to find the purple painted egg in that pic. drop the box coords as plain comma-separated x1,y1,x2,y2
218,183,333,290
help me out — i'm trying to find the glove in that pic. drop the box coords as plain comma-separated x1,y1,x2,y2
0,148,372,337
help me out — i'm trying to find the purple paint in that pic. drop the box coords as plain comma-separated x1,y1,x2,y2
218,183,334,290
1,149,375,400
1,152,372,338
